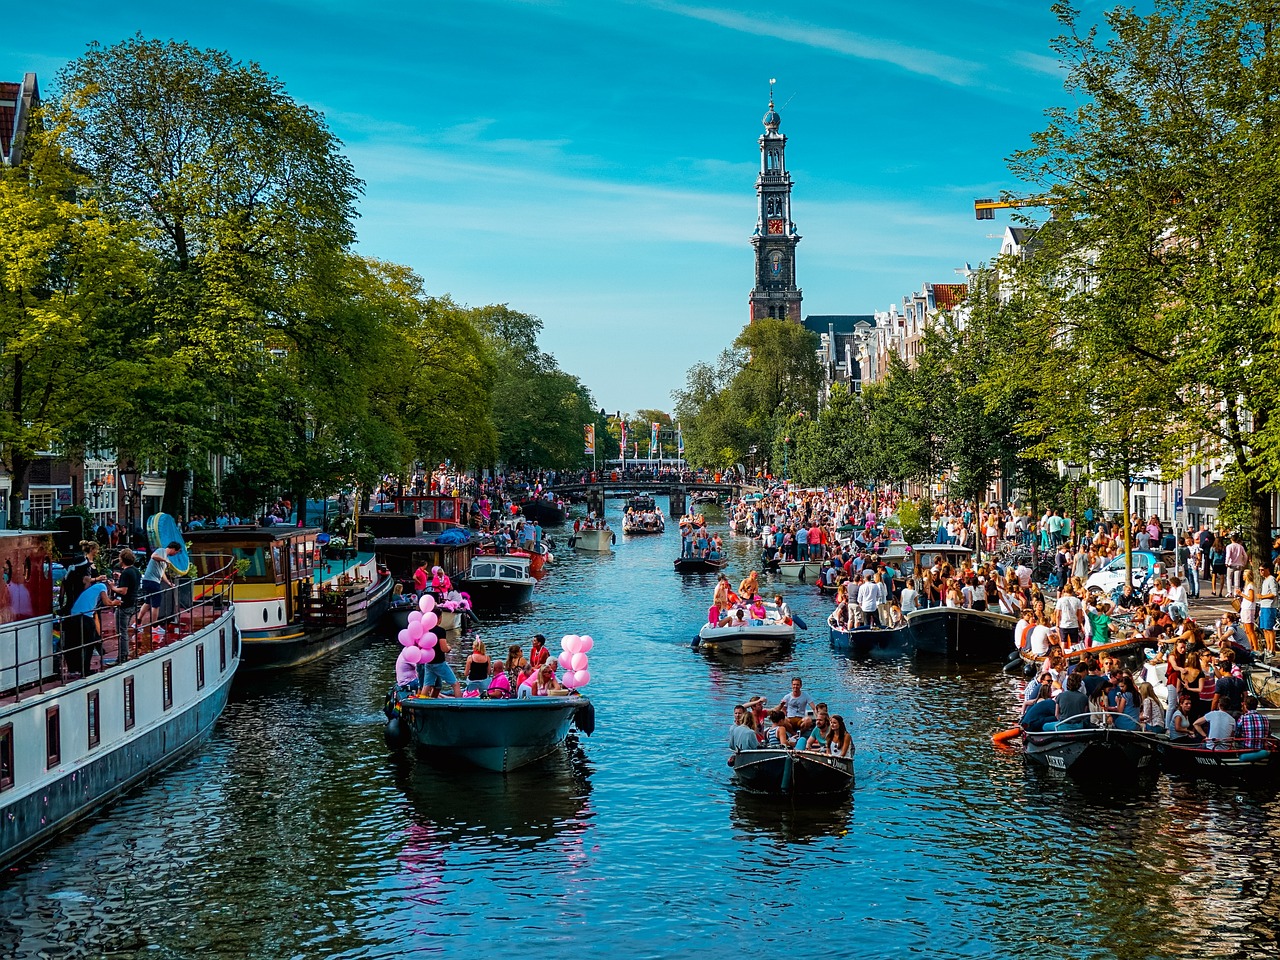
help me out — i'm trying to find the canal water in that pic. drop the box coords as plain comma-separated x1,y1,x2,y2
3,499,1278,959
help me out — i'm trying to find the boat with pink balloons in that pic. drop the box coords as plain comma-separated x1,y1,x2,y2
384,631,596,772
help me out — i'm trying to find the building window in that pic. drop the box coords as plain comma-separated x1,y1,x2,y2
220,628,227,672
196,644,205,690
87,691,101,748
46,707,61,769
0,723,13,791
124,676,136,730
162,660,173,710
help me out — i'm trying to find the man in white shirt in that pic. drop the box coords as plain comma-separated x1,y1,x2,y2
1193,707,1236,749
1056,584,1085,648
1028,615,1052,657
857,575,881,628
1259,564,1278,657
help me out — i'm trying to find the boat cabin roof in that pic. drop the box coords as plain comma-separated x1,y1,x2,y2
187,525,322,546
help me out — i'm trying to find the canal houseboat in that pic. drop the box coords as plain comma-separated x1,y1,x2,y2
186,526,393,672
1,531,240,869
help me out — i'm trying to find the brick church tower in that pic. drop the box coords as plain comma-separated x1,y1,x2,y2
749,86,802,322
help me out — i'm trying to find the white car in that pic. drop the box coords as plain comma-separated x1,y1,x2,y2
1084,551,1161,598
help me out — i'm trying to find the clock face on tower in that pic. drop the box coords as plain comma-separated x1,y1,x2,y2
767,218,785,235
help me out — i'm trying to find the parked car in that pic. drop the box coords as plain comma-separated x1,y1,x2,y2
1085,550,1163,597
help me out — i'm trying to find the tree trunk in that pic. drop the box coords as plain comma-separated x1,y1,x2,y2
161,466,188,518
6,453,29,529
1248,475,1273,577
297,492,308,527
1123,477,1134,588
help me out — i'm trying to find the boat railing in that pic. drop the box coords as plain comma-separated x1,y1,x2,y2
1,556,238,704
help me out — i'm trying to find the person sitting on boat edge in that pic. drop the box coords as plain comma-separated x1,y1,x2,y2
1236,696,1271,750
1193,703,1237,749
764,709,793,748
773,594,793,626
1022,684,1059,732
486,659,512,698
529,634,550,668
777,677,815,733
826,716,853,758
1045,671,1091,731
1169,693,1196,740
463,638,491,693
395,646,422,694
729,705,761,753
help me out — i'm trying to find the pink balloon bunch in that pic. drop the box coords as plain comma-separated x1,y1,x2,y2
401,646,424,665
558,634,594,690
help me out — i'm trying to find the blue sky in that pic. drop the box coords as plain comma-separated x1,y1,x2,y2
5,1,1101,412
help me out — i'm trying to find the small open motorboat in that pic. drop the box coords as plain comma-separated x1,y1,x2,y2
829,619,911,659
777,560,823,583
699,605,795,656
385,688,595,773
674,555,728,573
570,526,615,553
1158,736,1280,781
730,748,853,796
1021,718,1162,778
623,514,665,535
626,494,656,513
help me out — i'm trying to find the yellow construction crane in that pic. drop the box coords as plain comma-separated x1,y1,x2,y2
973,196,1053,220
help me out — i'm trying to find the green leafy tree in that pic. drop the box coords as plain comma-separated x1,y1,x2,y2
0,119,147,527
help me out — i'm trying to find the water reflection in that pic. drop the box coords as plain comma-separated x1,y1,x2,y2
729,787,854,843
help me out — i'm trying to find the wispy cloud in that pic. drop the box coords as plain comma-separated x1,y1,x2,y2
652,2,987,86
1010,51,1064,77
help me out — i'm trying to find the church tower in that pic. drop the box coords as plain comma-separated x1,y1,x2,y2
749,85,802,322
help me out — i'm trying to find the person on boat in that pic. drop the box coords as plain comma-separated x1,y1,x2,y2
395,646,422,693
1193,704,1237,749
739,571,760,599
825,716,853,758
413,563,430,594
1044,671,1091,730
1055,584,1085,650
777,677,815,733
137,541,183,645
529,634,550,668
747,596,768,623
886,603,906,628
1022,684,1059,732
486,660,512,698
856,575,881,629
1135,683,1164,732
1027,614,1052,658
729,705,761,752
1236,696,1271,749
505,644,529,679
1085,598,1113,648
764,709,793,748
1110,675,1142,730
900,578,919,615
1211,655,1246,717
773,594,793,625
420,631,462,699
431,566,450,592
1169,693,1196,740
463,639,491,693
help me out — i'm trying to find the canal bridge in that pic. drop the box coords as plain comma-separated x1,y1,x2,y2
551,478,746,517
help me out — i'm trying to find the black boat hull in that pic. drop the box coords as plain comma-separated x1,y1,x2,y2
456,578,535,609
239,576,394,671
830,624,911,659
906,607,1017,661
731,748,853,795
674,557,728,573
520,500,567,526
1158,738,1280,781
1023,726,1162,778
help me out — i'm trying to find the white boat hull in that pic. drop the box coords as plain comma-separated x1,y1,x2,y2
777,561,822,583
699,621,795,655
572,528,614,553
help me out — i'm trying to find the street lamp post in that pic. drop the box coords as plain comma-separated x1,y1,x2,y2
119,462,140,547
1066,462,1084,550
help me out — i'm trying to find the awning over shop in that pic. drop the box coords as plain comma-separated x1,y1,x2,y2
1187,482,1225,507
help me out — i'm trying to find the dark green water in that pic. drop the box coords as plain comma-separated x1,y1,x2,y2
3,499,1278,959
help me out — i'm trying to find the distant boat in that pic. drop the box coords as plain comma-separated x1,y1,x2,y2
673,555,728,573
520,498,567,526
730,748,853,796
456,554,537,610
623,513,665,535
828,618,911,659
700,606,795,656
385,690,595,773
777,560,822,583
571,527,615,553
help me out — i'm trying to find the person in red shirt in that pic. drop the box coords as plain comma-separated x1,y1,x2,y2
529,634,550,668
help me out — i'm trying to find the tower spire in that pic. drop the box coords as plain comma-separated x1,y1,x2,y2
749,82,801,323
